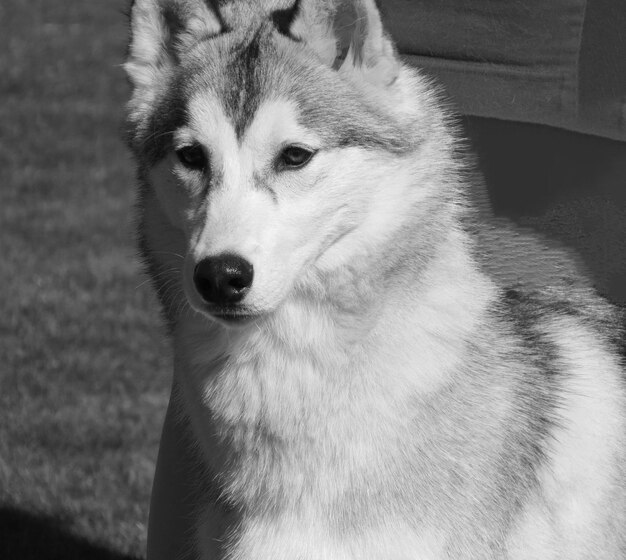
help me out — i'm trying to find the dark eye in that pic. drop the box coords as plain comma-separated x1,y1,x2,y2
176,144,207,171
279,146,315,169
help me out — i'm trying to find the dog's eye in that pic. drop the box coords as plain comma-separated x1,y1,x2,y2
176,145,207,171
279,146,315,169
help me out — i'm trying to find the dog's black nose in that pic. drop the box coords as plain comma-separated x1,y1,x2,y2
193,254,254,305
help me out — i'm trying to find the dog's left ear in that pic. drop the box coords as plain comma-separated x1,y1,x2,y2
278,0,399,87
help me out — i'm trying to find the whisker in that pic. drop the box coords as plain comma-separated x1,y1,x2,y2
150,251,186,260
135,268,181,290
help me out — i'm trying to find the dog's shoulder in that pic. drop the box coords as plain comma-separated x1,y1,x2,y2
467,219,626,557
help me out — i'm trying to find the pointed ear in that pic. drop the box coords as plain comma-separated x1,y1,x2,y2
284,0,399,87
125,0,222,91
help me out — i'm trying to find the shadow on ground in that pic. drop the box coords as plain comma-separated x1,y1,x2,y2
0,507,140,560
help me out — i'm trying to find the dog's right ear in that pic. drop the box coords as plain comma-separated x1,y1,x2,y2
277,0,399,88
125,0,222,93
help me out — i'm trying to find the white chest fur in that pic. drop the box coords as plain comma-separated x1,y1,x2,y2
173,256,499,559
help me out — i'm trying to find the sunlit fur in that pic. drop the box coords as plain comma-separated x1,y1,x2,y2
126,0,626,558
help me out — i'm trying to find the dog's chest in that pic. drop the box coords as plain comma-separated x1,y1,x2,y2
198,512,451,560
205,335,371,500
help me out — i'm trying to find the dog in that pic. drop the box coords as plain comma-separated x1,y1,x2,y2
124,0,626,557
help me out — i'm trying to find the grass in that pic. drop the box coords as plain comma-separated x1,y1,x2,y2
0,1,170,558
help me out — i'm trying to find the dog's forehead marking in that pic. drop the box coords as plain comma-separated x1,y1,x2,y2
183,29,406,154
218,31,269,139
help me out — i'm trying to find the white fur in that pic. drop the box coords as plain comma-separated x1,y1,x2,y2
176,244,498,560
163,91,449,317
508,318,626,560
127,2,626,558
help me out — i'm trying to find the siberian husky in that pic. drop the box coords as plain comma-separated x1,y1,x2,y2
124,0,626,558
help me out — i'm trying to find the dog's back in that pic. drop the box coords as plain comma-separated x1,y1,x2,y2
125,1,626,558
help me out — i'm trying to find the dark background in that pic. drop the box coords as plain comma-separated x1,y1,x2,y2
464,116,626,304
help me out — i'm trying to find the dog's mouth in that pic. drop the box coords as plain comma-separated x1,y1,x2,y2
203,305,262,326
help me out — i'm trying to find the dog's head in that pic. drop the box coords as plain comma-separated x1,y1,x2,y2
126,0,445,325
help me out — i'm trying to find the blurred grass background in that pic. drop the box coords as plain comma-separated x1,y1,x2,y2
0,1,170,558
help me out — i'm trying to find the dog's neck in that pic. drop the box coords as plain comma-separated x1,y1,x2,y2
173,223,497,514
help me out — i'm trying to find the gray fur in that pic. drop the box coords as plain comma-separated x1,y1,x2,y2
126,1,626,558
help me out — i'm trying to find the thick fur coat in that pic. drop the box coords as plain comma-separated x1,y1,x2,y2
125,1,626,558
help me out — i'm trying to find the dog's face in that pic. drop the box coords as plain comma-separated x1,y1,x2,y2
126,0,424,324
